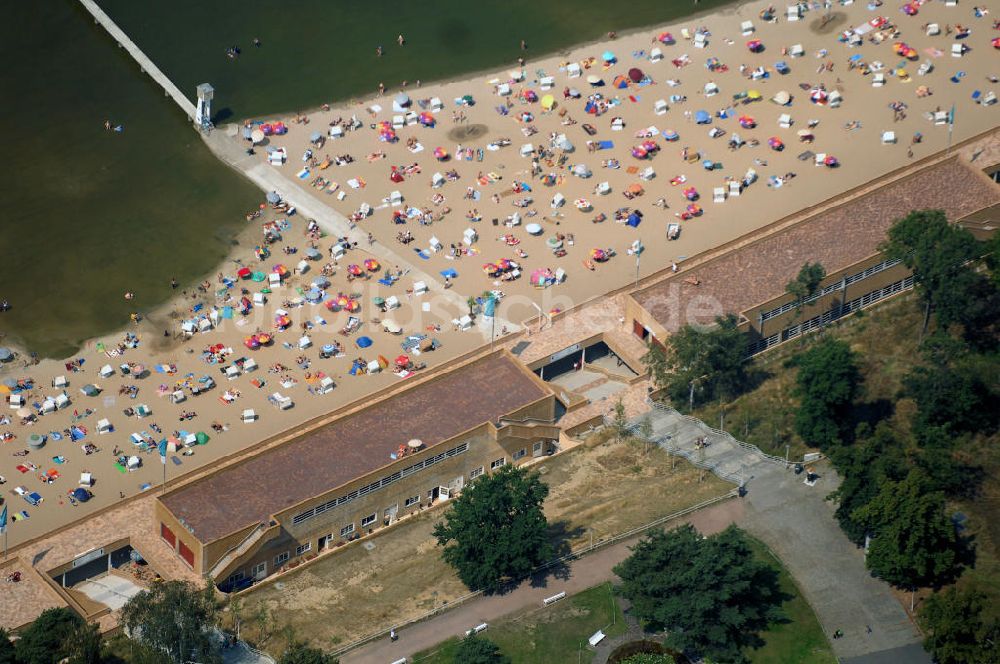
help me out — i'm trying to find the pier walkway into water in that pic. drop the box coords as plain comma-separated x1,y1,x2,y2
77,0,196,121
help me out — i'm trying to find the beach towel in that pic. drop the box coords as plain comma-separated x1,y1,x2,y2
414,249,430,260
115,463,127,474
597,141,614,150
172,456,182,466
12,511,28,521
297,168,310,180
49,431,62,441
140,483,153,491
440,268,458,278
222,307,234,319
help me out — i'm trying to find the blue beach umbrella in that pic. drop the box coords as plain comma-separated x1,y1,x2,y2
356,336,373,348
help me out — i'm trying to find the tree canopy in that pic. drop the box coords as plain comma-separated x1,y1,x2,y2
120,580,221,664
620,654,676,664
614,525,783,663
879,209,980,329
785,262,827,304
852,470,963,588
452,635,510,664
278,641,337,664
643,314,748,409
14,607,83,664
918,586,1000,664
792,338,861,451
0,629,17,664
433,464,552,593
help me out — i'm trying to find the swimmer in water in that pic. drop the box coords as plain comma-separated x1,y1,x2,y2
376,45,383,57
253,37,261,47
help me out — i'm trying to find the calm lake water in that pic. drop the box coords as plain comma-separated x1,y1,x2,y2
3,0,735,359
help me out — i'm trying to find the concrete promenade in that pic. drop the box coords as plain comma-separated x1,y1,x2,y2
77,0,196,120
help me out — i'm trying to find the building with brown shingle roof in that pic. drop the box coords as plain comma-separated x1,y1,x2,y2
626,156,1000,355
155,349,559,589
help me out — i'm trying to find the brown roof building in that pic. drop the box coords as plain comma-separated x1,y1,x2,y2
627,156,1000,354
156,350,560,588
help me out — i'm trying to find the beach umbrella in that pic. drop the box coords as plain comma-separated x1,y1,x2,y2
993,36,1000,49
602,50,616,63
305,288,322,302
521,89,538,102
738,115,756,128
394,92,410,107
72,487,92,502
312,276,330,289
823,155,840,167
613,75,630,89
266,191,281,204
641,140,658,152
419,112,435,126
347,264,363,276
746,39,764,53
305,247,322,260
628,67,644,83
571,163,591,177
626,211,642,228
546,236,563,249
272,263,288,277
525,223,543,235
433,147,448,160
568,88,581,98
28,434,45,448
590,248,607,261
0,348,11,362
322,344,337,355
81,384,100,396
237,267,252,279
556,135,574,152
519,111,534,123
251,129,266,144
356,336,373,348
810,89,828,104
631,145,648,159
746,89,762,102
461,95,474,105
772,90,791,105
382,319,402,334
309,131,323,143
694,110,711,124
657,32,675,44
586,74,604,86
768,136,784,151
683,186,699,201
196,431,210,445
662,129,679,141
541,94,556,110
530,268,550,286
483,262,500,275
364,258,380,271
395,355,410,367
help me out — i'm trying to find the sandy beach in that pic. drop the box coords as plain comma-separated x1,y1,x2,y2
2,0,998,551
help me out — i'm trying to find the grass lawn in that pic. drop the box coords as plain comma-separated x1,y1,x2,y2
411,583,626,664
745,537,836,664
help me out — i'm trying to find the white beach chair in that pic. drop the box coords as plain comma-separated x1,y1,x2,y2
242,409,256,423
640,166,656,181
814,153,827,166
741,20,755,36
950,44,964,58
786,5,801,21
649,48,663,63
596,181,611,195
713,187,726,203
654,99,668,115
225,365,240,380
328,125,343,139
567,63,582,78
432,172,445,187
318,376,335,394
429,236,443,252
52,375,67,388
458,315,473,331
981,92,996,106
872,73,886,87
390,190,403,206
551,193,566,208
539,76,555,90
790,44,804,58
520,143,534,157
430,97,443,112
729,180,742,197
413,280,428,295
881,131,897,144
497,83,511,96
778,113,793,128
694,32,708,49
704,82,719,97
385,296,401,311
828,90,843,108
926,23,940,36
554,267,567,283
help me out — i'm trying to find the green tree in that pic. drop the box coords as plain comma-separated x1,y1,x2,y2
785,262,827,308
278,641,336,664
880,209,980,331
903,360,997,440
452,635,510,664
120,580,221,664
614,525,783,663
918,586,1000,664
610,398,631,442
829,423,908,544
433,465,553,593
852,470,963,589
0,628,16,664
792,339,861,451
66,622,102,664
15,607,82,664
643,314,747,410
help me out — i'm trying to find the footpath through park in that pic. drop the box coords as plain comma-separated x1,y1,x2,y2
341,405,928,664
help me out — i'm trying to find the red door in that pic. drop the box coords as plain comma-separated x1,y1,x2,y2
161,523,176,548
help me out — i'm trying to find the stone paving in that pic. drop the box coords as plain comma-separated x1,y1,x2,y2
0,557,66,631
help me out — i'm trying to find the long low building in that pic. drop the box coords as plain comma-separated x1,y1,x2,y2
156,350,561,589
627,154,1000,356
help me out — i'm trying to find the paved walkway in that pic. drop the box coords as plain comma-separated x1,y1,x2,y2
340,500,742,664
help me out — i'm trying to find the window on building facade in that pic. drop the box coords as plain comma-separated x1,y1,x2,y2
361,513,377,528
513,448,526,460
228,571,245,585
340,523,355,537
295,542,311,556
274,551,290,566
491,457,506,469
404,495,420,507
469,466,484,480
252,562,266,578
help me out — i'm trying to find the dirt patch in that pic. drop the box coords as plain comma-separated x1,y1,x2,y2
239,441,729,650
446,123,489,142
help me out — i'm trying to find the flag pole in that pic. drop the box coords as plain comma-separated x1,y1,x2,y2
946,104,955,156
